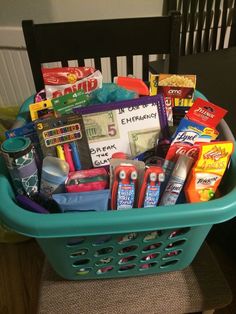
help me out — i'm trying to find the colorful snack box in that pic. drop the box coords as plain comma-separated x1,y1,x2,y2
158,74,196,108
184,141,234,202
42,67,103,99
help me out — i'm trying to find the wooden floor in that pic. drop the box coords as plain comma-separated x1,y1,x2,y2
0,238,235,314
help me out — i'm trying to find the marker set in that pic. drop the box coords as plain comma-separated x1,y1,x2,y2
36,113,93,170
56,142,81,172
43,123,82,147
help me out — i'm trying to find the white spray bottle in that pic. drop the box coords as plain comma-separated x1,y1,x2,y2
160,154,194,206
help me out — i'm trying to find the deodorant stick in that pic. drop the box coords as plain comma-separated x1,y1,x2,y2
160,154,194,206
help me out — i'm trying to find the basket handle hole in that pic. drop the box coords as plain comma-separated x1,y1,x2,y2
97,266,113,274
73,259,90,266
70,249,88,257
119,264,136,272
139,262,158,270
163,250,182,259
160,260,179,268
142,243,162,252
141,253,159,262
117,233,138,244
119,256,136,264
93,235,112,245
168,228,191,239
67,237,86,246
166,240,186,249
143,231,162,242
95,257,113,266
119,245,138,255
95,247,113,256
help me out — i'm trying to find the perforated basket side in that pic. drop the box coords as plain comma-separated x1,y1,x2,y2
37,224,212,280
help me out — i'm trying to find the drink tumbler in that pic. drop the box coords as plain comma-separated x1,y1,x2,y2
1,137,39,196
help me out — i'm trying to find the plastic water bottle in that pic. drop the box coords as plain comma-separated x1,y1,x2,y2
40,156,69,198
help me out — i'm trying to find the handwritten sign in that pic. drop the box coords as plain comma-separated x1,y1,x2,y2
77,96,162,167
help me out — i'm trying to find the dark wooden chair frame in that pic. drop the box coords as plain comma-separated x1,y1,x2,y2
22,12,181,92
164,0,236,55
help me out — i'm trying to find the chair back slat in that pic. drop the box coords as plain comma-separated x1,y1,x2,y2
188,0,198,54
110,57,117,79
180,0,191,55
142,54,149,82
94,57,102,72
203,0,214,51
196,0,207,53
78,59,85,67
126,55,133,76
212,0,222,50
219,0,229,49
22,13,181,92
168,0,236,55
61,60,69,67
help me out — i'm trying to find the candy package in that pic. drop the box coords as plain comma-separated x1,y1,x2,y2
42,67,103,99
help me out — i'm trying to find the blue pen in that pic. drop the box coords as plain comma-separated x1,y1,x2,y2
70,141,82,170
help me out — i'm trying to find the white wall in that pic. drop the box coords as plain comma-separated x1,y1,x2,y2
0,0,164,106
0,0,163,47
1,0,163,26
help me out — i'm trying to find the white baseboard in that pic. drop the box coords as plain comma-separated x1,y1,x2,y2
0,26,26,49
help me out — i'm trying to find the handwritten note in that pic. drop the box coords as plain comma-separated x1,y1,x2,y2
82,99,161,167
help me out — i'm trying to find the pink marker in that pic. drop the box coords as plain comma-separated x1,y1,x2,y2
63,143,75,172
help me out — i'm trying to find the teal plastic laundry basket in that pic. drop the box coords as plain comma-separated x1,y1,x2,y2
0,93,236,280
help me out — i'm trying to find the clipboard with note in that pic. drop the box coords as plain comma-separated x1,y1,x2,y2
74,95,163,167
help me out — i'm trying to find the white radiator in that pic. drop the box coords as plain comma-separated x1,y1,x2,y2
0,48,150,108
0,48,35,107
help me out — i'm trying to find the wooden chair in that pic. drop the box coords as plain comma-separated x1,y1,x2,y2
22,12,181,92
164,0,236,55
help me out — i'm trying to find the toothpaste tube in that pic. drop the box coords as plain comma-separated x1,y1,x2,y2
42,67,103,99
184,141,234,202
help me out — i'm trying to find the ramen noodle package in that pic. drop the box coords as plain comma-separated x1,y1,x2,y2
42,67,103,99
184,141,234,202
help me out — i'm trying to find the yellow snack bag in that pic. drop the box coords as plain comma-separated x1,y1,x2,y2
185,141,234,202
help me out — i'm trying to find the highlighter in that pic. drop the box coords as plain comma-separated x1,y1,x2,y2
63,143,75,172
56,145,65,160
70,141,82,170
